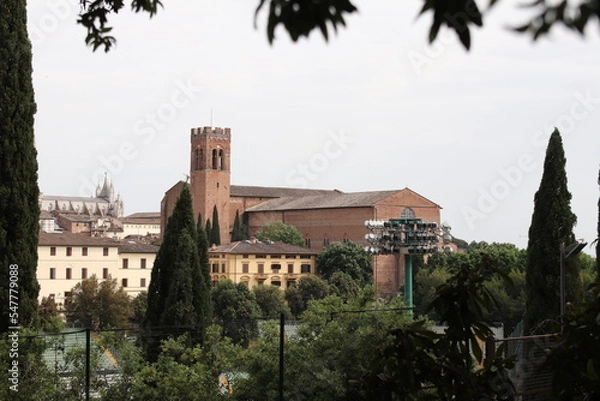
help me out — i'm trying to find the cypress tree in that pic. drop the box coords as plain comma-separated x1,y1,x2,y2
232,210,241,242
596,167,600,275
205,218,212,245
0,0,40,332
160,229,196,327
231,210,247,241
196,214,213,329
210,205,221,245
143,185,210,360
523,129,578,334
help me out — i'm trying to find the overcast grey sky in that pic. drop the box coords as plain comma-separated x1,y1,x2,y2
28,0,600,252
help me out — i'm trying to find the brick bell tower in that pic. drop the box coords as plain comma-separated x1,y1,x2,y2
190,126,231,245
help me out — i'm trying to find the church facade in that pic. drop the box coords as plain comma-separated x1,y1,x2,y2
40,175,124,218
161,126,445,294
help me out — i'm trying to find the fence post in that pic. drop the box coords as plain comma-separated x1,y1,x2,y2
279,313,284,401
485,334,496,364
86,328,91,401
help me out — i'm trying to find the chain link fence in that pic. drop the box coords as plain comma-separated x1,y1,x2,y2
7,315,564,401
487,325,560,401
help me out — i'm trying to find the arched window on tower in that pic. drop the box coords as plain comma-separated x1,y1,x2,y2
218,149,224,170
212,149,218,169
197,148,204,170
401,207,415,219
195,148,204,170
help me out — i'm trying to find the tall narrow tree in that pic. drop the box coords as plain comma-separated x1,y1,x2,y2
205,218,212,245
596,166,600,275
524,129,578,334
196,214,213,328
143,185,210,360
210,205,221,246
0,0,40,332
231,210,247,242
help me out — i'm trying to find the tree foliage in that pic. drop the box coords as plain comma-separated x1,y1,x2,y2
416,242,527,329
211,279,260,346
130,291,147,326
76,0,600,52
416,241,596,336
547,281,600,400
255,221,305,247
284,274,329,317
363,260,516,401
144,185,212,360
524,129,579,335
251,284,291,319
413,265,452,318
316,241,372,286
0,331,73,401
100,326,242,401
65,275,132,330
123,337,218,401
327,271,362,301
0,0,40,333
38,295,64,333
235,287,414,400
484,269,526,334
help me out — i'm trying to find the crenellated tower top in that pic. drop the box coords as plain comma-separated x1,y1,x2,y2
191,126,231,139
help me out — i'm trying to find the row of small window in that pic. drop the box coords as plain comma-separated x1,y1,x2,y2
212,254,309,259
47,268,146,288
49,267,92,280
49,246,110,257
121,258,147,269
48,267,123,280
250,263,311,274
210,263,312,274
253,280,296,288
211,279,294,288
49,261,147,279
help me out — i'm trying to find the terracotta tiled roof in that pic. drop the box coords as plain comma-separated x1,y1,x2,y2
56,214,97,222
123,212,161,219
245,190,397,212
40,210,54,219
245,188,442,212
118,242,160,254
230,185,341,198
209,241,317,256
38,231,120,247
120,218,160,225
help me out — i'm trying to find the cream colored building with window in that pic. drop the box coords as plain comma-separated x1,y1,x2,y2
117,242,159,296
208,240,318,289
37,232,158,308
118,212,161,239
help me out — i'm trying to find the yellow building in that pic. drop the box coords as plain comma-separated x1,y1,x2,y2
37,232,158,308
208,240,318,289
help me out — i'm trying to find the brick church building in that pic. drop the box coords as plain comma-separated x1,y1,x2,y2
161,126,445,294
